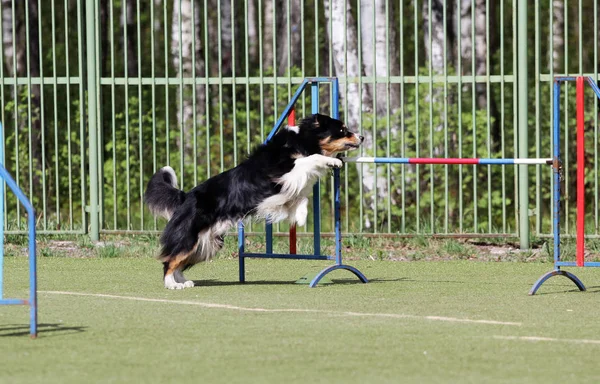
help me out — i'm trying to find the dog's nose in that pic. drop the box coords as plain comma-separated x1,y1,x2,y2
359,135,364,142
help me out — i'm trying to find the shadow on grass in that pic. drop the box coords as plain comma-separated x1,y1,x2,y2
193,277,406,287
0,323,87,337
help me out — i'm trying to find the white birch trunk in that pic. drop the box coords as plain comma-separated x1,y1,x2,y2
247,0,258,64
324,0,385,229
277,0,301,75
459,0,487,107
551,0,564,72
360,0,400,114
171,0,205,157
220,0,232,75
262,0,274,69
1,0,23,75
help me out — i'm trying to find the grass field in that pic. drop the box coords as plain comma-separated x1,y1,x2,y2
2,239,600,383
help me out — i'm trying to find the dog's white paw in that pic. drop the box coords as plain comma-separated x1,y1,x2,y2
165,282,186,290
327,158,343,168
165,273,193,289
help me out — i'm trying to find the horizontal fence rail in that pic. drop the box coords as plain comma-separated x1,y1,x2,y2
0,0,598,250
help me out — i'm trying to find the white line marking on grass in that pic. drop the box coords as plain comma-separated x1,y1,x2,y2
40,290,521,326
493,335,600,345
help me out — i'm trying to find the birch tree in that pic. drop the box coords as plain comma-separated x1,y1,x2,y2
2,0,24,75
276,0,301,75
262,0,275,69
171,0,206,157
551,0,564,72
459,0,493,107
122,0,138,76
360,0,399,114
458,0,500,145
219,0,232,76
325,0,390,229
247,0,258,66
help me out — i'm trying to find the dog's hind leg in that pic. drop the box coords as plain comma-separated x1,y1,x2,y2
288,197,309,226
163,253,196,289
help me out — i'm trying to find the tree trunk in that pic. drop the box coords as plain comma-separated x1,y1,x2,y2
172,0,206,157
2,0,23,75
276,0,301,75
122,0,137,76
551,0,564,72
360,0,400,114
458,0,500,146
423,0,450,149
27,0,43,198
247,0,258,67
324,0,384,229
99,0,109,77
219,0,232,76
423,0,450,76
262,0,275,70
322,0,368,130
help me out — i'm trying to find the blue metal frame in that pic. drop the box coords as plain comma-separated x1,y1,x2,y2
0,122,38,337
238,77,368,287
529,76,600,295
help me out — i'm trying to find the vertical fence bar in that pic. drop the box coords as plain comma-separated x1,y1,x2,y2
576,76,585,267
86,0,99,241
0,122,3,299
517,0,529,249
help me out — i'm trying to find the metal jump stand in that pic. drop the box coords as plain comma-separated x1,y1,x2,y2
529,76,600,295
0,122,38,337
237,75,600,294
237,77,369,287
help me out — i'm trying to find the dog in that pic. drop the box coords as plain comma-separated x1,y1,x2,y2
144,113,363,289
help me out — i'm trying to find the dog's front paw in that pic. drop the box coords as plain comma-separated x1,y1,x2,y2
327,158,343,169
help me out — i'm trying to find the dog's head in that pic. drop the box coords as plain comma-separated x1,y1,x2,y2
292,114,364,156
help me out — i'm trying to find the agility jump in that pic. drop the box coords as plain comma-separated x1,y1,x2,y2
241,76,600,294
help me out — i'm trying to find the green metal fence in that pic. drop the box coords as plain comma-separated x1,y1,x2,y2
0,0,598,246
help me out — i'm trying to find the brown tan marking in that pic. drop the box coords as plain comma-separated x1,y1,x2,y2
319,135,362,156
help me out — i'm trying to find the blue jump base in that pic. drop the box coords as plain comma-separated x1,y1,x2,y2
0,122,38,337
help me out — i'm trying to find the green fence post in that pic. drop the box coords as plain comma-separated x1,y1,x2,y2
85,0,99,241
518,0,529,249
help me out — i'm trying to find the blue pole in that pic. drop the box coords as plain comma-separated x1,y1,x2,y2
311,82,320,256
0,166,37,337
238,221,245,282
332,80,342,265
553,80,561,267
0,121,3,300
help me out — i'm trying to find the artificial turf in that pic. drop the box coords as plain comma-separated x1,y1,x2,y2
2,256,600,383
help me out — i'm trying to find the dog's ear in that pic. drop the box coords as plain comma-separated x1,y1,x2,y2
312,114,320,129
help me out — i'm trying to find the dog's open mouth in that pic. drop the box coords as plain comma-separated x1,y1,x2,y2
345,143,361,150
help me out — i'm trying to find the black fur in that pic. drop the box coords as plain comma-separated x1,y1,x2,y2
144,113,363,285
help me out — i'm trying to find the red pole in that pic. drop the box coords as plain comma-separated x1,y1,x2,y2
288,108,297,254
576,77,585,267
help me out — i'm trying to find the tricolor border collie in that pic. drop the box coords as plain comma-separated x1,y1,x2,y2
144,114,363,289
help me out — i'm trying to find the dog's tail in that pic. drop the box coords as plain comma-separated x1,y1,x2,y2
144,166,186,220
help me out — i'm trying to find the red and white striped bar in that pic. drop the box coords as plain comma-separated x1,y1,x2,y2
342,157,553,165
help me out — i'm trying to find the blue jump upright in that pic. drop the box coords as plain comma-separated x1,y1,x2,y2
238,77,368,287
529,76,600,295
0,122,37,337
